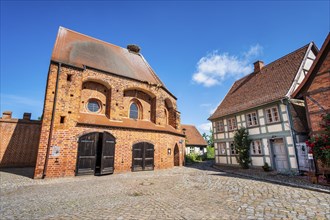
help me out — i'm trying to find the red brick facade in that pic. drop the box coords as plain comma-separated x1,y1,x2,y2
34,60,185,178
0,112,41,167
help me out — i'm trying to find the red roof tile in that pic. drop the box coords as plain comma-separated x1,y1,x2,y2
51,27,164,86
209,43,315,120
182,124,207,146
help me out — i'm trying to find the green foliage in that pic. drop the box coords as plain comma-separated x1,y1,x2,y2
202,128,214,148
185,153,203,163
306,114,330,166
206,146,215,159
234,127,252,169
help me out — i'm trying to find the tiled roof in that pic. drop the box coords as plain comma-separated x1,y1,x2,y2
293,33,330,98
181,124,207,146
77,113,185,137
51,27,164,86
209,44,313,120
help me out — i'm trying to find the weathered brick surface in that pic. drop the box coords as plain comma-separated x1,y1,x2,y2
34,64,184,178
0,116,41,167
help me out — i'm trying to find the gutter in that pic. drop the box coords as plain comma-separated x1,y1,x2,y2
42,63,61,178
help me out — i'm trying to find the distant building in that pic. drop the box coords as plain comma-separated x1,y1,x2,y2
34,27,185,178
209,43,318,172
182,125,208,155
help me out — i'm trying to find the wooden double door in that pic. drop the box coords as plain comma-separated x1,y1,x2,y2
76,132,115,176
132,142,154,171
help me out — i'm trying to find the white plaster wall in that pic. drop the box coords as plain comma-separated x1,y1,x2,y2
262,139,270,155
284,122,291,131
286,136,293,145
280,104,286,113
261,126,267,134
237,116,241,122
218,133,225,139
230,157,238,165
290,158,298,169
241,115,245,121
251,157,264,166
267,124,283,132
248,127,260,135
260,118,265,126
228,132,234,138
258,109,264,117
288,146,295,155
242,122,246,127
219,157,227,164
282,113,288,122
265,157,272,166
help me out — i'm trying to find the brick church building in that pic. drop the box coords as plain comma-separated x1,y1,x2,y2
34,27,185,178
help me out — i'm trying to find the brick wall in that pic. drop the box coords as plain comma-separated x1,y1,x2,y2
0,112,41,167
34,63,185,178
305,49,330,134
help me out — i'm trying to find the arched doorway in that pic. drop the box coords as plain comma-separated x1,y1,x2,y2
174,144,180,166
132,142,154,171
76,132,115,176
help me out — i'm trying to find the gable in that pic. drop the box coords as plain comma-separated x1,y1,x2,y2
209,43,315,120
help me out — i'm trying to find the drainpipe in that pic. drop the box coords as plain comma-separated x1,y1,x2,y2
43,63,61,178
283,98,300,171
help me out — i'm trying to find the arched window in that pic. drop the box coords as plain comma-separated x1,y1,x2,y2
87,99,101,113
130,103,139,119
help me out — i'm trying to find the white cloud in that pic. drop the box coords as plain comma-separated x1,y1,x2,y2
192,44,263,87
198,122,212,134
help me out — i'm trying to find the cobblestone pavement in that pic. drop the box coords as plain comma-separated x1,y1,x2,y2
1,163,330,220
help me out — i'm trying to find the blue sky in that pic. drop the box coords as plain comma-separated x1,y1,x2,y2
1,1,329,134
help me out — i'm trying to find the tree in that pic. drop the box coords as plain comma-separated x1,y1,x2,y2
202,129,214,148
234,127,251,169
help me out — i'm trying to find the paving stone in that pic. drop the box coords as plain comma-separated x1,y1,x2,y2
1,162,329,219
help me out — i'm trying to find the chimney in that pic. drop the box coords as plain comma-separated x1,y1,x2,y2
127,44,140,53
23,112,31,120
2,111,12,119
254,60,264,72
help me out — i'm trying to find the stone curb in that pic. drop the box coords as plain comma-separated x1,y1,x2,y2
212,165,330,194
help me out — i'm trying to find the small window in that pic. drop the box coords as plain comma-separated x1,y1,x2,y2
129,103,139,119
190,147,195,154
266,107,280,123
67,74,72,82
230,142,237,155
250,140,262,155
227,117,237,131
215,120,225,133
60,116,65,124
87,100,101,113
246,112,258,127
218,142,226,155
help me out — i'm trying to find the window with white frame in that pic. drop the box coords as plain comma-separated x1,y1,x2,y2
230,142,237,155
227,117,237,131
215,120,225,133
250,140,262,155
217,142,226,155
265,106,280,123
246,112,258,127
189,147,195,154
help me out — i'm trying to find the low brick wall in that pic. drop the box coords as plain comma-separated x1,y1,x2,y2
0,112,41,167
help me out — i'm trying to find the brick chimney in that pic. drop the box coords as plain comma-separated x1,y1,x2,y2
2,111,12,119
23,112,31,120
253,60,264,72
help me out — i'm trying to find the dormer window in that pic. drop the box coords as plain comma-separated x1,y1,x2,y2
129,103,139,119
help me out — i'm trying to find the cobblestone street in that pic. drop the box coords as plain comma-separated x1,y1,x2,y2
1,163,330,220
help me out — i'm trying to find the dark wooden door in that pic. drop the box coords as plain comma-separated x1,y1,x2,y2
100,132,115,175
132,142,154,171
77,133,98,175
77,132,115,176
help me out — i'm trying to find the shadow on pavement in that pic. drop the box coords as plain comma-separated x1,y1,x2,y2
0,167,35,179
